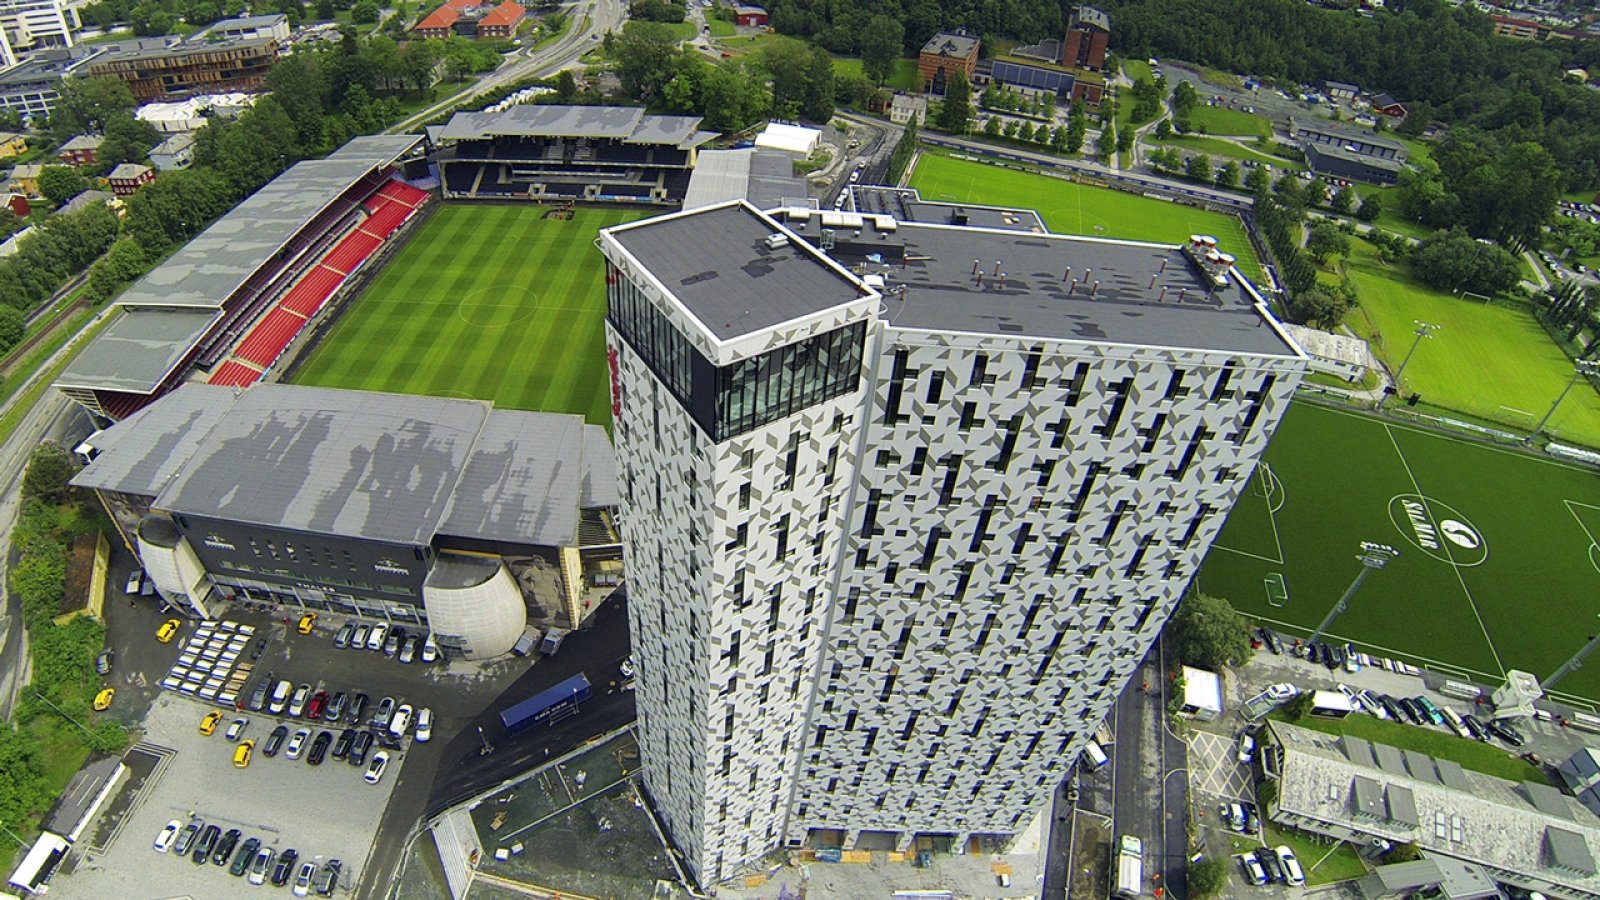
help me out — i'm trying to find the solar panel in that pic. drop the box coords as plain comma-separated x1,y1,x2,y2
1404,750,1440,783
1374,743,1407,775
1436,758,1471,791
1527,782,1575,821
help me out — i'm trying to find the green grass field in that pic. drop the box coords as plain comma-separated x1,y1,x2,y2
831,57,919,91
1200,401,1600,702
293,205,637,425
1185,104,1272,137
1339,240,1600,446
908,152,1262,274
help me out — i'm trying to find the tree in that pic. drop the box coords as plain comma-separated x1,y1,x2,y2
1244,164,1271,196
315,0,335,18
97,113,162,167
801,46,835,123
1115,125,1133,153
614,22,681,103
1306,222,1351,265
22,444,77,505
351,0,377,22
1355,193,1382,222
48,77,134,139
555,70,578,103
1183,152,1210,184
1166,591,1252,670
1330,187,1356,215
1016,121,1034,142
0,305,22,353
1188,855,1229,899
936,70,970,133
1411,227,1521,296
760,37,812,118
1289,285,1351,328
860,15,903,86
1065,106,1086,154
1095,123,1114,163
1385,842,1423,864
38,166,88,205
1153,117,1171,139
1214,160,1239,189
85,237,149,305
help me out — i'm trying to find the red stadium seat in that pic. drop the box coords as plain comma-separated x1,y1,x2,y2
235,308,309,368
278,266,346,317
208,361,264,388
322,231,383,275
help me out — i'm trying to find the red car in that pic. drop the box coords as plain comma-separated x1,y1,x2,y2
306,691,330,720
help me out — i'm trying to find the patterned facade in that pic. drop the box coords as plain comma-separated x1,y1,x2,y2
600,200,1307,886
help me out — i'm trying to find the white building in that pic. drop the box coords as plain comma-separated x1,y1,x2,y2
0,0,77,51
600,196,1307,886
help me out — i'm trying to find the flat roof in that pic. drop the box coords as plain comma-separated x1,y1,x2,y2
778,212,1298,356
434,105,711,148
1304,142,1406,173
605,202,867,341
920,31,979,58
682,148,807,211
73,383,617,549
55,307,219,394
850,186,1046,232
1291,116,1407,153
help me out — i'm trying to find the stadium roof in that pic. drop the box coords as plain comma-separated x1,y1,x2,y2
605,201,868,341
115,135,422,312
682,148,807,211
432,105,715,149
73,384,617,548
55,307,219,394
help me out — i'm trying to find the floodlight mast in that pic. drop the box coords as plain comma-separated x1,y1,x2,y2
1526,360,1600,446
1376,321,1439,410
1542,622,1600,692
1305,542,1399,647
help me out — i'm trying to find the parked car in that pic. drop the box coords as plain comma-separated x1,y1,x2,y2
174,818,204,856
1221,802,1246,832
95,649,114,676
1399,697,1425,725
333,728,356,760
372,697,395,730
348,692,370,726
365,750,392,784
1488,718,1526,746
383,630,402,657
293,860,318,896
94,688,114,711
334,623,354,649
349,730,375,767
415,708,432,743
350,623,371,649
389,703,413,737
268,679,293,715
153,819,182,853
1238,733,1256,764
1325,643,1346,670
1257,846,1284,883
191,824,221,865
233,739,255,768
1414,696,1445,726
211,827,242,866
225,717,249,742
1275,845,1305,886
289,684,312,717
326,692,348,722
1241,802,1260,834
200,710,224,736
1344,643,1362,672
229,837,260,876
316,859,343,896
248,677,273,712
271,848,299,887
366,623,389,651
157,619,182,643
421,634,439,663
248,844,275,885
285,728,311,760
399,635,419,664
306,691,329,720
1378,694,1405,721
1462,713,1491,742
125,571,143,594
308,730,333,765
264,724,289,757
297,613,317,635
1256,627,1284,655
1238,851,1269,886
1356,689,1387,719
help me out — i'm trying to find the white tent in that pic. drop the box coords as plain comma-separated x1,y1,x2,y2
754,122,821,156
1180,665,1223,721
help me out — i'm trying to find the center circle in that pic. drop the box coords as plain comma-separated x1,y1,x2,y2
457,283,537,328
1386,494,1488,567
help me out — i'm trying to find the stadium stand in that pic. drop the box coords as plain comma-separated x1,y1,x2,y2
56,136,431,421
429,105,715,206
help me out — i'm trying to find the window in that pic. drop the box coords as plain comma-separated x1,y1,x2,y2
728,523,747,550
739,482,751,510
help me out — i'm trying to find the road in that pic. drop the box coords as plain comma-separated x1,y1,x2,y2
1110,639,1189,900
386,0,628,135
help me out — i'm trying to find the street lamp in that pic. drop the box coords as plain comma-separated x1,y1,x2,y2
1377,321,1440,410
1306,542,1398,647
1526,359,1600,446
1542,617,1600,692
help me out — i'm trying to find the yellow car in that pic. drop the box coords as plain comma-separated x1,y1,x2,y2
233,739,254,768
296,613,317,635
156,619,181,643
93,688,115,711
199,710,224,736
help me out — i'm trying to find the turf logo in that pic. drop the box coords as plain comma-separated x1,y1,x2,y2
1387,494,1487,567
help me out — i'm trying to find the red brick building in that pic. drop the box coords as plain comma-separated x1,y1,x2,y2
57,134,102,167
1062,6,1109,73
108,163,155,196
478,1,524,37
917,30,979,95
414,0,525,39
733,5,768,26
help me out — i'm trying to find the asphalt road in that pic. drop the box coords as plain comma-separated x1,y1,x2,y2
1110,640,1189,900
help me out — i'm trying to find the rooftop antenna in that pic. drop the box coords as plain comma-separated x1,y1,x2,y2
725,309,751,330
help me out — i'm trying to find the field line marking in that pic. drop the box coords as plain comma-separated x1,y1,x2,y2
1313,403,1598,475
1384,424,1506,678
1209,464,1286,564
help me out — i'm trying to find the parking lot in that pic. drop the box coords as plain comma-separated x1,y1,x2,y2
56,689,401,897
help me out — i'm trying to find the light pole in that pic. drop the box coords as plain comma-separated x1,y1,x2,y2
1526,360,1600,445
1542,620,1600,692
1377,321,1440,410
0,821,28,848
1306,542,1398,647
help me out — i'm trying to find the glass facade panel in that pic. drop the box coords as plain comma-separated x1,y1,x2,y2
608,270,866,442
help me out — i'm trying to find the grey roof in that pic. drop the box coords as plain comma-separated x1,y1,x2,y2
920,31,979,59
1436,758,1471,792
55,307,219,394
1560,748,1600,791
9,163,42,178
73,383,618,549
94,33,276,63
152,132,196,155
1369,858,1497,897
1344,735,1376,768
606,201,867,341
1324,80,1360,92
1071,6,1111,32
56,189,113,215
43,756,123,836
1527,781,1576,821
0,46,103,89
156,385,489,546
850,186,1047,232
1353,775,1386,818
1304,142,1406,178
1291,116,1407,154
1549,826,1597,874
60,134,103,152
1404,750,1439,783
434,105,710,148
72,383,238,496
108,163,151,180
1387,784,1419,827
426,552,500,589
683,149,807,211
116,135,422,312
437,409,590,546
1373,92,1403,108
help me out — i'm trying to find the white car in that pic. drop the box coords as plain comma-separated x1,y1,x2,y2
619,656,636,679
1238,851,1269,886
366,623,389,651
1264,682,1297,702
415,707,432,743
365,750,391,784
225,716,249,742
1357,689,1388,719
125,571,143,595
293,860,318,896
285,728,311,760
1238,733,1256,764
153,819,182,853
288,684,311,717
1274,845,1305,886
389,703,413,738
421,634,439,663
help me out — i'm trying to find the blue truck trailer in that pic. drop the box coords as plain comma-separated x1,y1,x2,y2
499,673,593,734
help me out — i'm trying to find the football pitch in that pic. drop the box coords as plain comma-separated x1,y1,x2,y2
1198,401,1600,702
907,152,1262,275
293,205,639,425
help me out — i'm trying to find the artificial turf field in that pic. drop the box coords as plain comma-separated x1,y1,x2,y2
293,205,639,424
907,152,1263,275
1198,401,1600,702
